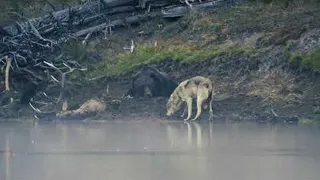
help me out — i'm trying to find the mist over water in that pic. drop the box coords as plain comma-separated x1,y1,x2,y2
1,120,320,180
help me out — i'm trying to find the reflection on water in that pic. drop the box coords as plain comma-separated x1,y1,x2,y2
0,121,320,180
5,135,11,180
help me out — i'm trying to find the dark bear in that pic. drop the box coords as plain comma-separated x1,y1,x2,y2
125,65,178,98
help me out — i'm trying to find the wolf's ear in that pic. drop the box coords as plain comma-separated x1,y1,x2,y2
184,80,191,88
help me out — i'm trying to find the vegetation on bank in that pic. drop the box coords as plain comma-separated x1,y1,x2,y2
299,105,320,124
87,0,320,77
2,0,319,79
1,0,319,85
316,106,320,122
290,48,320,69
92,41,258,77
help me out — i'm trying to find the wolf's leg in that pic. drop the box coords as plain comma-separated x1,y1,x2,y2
180,104,187,118
191,96,205,121
184,98,193,121
203,103,208,110
208,93,214,121
208,103,213,120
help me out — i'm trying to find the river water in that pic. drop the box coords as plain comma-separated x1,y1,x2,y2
0,120,320,180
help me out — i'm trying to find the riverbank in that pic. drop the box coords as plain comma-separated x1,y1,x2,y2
0,0,319,123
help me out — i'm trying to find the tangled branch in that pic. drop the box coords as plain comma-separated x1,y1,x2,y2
0,16,86,109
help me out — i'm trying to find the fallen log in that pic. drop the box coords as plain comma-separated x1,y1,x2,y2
100,0,137,8
3,0,236,39
73,11,162,37
3,0,139,37
72,5,137,27
74,0,238,36
161,0,237,18
3,0,204,37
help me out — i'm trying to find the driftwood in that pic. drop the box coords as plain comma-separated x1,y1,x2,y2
162,0,236,18
3,0,139,36
3,0,237,38
74,0,237,37
3,0,170,37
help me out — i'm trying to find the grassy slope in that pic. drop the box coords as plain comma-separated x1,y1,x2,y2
79,0,320,78
2,0,319,76
2,0,320,121
73,0,319,122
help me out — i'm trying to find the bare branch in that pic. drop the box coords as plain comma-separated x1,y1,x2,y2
27,19,57,47
50,75,60,83
271,109,278,117
29,102,42,113
82,32,92,45
5,56,12,92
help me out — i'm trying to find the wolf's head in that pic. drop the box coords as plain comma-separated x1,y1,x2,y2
166,93,182,116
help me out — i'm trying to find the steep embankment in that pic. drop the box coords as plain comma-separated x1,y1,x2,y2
2,0,320,123
81,1,320,123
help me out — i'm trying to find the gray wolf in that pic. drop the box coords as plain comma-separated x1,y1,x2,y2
124,65,178,98
166,76,214,121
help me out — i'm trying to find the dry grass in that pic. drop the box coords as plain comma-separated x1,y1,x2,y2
248,71,302,102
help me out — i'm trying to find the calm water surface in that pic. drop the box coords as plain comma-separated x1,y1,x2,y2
0,120,320,180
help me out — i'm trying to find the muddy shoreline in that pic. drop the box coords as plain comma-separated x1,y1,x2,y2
0,56,318,124
0,94,309,124
0,80,312,125
1,56,318,124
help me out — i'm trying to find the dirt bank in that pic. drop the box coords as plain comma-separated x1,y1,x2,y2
86,58,318,124
1,0,320,123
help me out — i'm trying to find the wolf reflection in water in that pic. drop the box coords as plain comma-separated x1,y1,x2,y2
2,122,320,180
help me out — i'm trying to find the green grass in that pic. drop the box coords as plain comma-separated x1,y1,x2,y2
298,116,320,125
301,49,320,69
90,41,258,77
215,0,320,35
290,48,320,69
298,118,314,125
62,0,319,79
